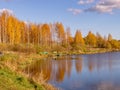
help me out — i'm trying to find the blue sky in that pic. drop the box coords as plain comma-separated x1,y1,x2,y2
0,0,120,39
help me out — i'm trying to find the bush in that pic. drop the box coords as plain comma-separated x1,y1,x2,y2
7,44,36,53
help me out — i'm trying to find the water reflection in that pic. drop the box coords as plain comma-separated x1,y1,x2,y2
24,52,120,90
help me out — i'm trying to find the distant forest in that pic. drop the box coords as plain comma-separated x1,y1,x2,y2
0,10,120,52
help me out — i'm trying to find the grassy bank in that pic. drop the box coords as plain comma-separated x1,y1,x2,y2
0,52,56,90
0,68,44,90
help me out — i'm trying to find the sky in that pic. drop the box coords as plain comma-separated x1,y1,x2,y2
0,0,120,39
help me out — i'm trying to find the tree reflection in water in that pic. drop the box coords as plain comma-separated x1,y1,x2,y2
24,54,117,83
24,56,79,83
23,52,120,90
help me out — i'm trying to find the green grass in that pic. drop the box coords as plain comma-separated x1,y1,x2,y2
0,68,45,90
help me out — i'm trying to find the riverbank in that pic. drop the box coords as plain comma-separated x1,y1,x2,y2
0,51,57,90
47,48,120,57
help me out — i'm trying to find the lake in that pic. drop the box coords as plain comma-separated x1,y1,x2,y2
25,52,120,90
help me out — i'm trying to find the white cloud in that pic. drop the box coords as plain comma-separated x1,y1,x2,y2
68,0,120,14
85,0,120,13
68,8,83,15
0,8,13,14
78,0,94,5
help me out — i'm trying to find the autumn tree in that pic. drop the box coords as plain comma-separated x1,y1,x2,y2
108,34,112,41
85,31,97,47
41,24,51,46
29,23,39,44
55,22,65,45
19,21,26,44
110,40,120,49
96,32,105,48
49,23,58,47
0,10,10,43
14,18,21,44
64,27,73,46
7,15,15,44
74,30,84,46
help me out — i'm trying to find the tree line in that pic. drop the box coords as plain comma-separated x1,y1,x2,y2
0,10,120,52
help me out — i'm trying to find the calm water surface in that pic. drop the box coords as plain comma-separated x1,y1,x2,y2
25,52,120,90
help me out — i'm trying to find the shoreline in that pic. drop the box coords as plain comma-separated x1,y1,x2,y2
48,48,120,57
